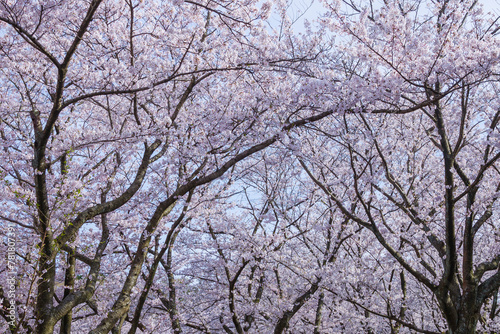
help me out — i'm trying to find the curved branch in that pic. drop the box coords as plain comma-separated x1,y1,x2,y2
55,140,161,248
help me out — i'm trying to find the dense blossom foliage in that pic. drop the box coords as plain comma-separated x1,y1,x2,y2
0,0,499,333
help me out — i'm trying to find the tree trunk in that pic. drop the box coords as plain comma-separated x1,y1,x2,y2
454,320,477,334
452,308,479,334
442,293,480,334
60,251,75,334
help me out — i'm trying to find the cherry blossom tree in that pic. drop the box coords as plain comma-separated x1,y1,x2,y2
1,0,500,333
151,150,354,334
0,0,332,333
295,0,500,332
